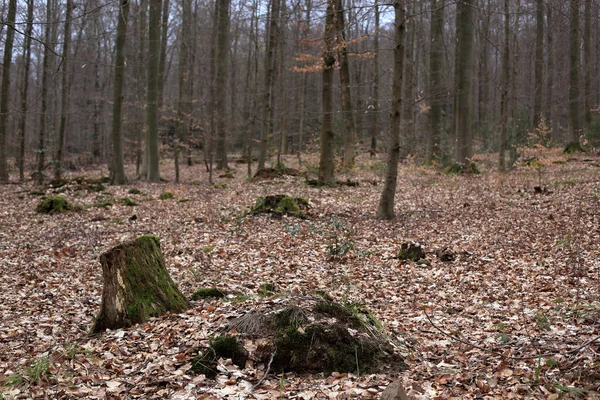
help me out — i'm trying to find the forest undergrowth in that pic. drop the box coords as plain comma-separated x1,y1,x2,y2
0,149,599,399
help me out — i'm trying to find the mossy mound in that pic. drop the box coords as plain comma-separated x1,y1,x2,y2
119,197,137,206
226,295,406,375
219,171,235,179
128,188,143,195
191,287,225,300
257,283,277,297
191,335,249,378
397,242,425,262
36,196,72,214
254,167,301,180
158,191,174,200
564,142,586,154
49,176,109,192
444,162,480,174
251,194,309,217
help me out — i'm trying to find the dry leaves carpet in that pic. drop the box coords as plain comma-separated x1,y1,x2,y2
0,150,599,399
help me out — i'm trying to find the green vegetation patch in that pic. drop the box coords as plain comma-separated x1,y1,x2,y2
396,242,425,262
119,197,138,206
36,196,72,214
128,188,143,195
158,191,174,200
191,335,248,378
257,283,277,297
444,162,481,174
191,287,225,300
251,194,309,217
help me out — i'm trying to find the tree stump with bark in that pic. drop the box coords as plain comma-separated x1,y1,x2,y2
92,235,189,333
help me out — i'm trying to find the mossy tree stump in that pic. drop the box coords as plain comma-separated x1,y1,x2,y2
92,235,189,333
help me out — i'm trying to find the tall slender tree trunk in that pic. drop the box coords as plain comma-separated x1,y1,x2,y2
583,0,592,129
110,0,130,185
454,0,475,167
215,0,231,170
93,23,103,163
499,0,510,171
546,4,557,142
370,0,380,156
175,0,192,183
318,0,336,185
17,0,34,182
401,0,416,158
567,0,582,149
259,0,281,170
376,0,405,220
336,0,356,168
136,0,148,176
533,0,544,127
0,0,17,182
509,0,520,165
54,0,74,180
426,0,444,164
37,0,55,185
297,0,311,166
157,0,170,111
146,0,162,182
478,0,490,137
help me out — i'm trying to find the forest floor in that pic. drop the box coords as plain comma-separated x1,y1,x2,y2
1,148,599,399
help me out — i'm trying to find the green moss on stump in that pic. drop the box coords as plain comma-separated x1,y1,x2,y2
564,142,585,154
251,194,309,217
119,197,137,206
191,335,248,377
36,196,72,214
158,191,174,200
191,287,225,300
91,235,189,333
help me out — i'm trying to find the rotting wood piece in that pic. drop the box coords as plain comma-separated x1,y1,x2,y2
92,235,189,333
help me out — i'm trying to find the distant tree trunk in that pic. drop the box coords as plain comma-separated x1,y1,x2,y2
567,0,582,149
146,0,162,182
0,0,17,182
136,0,148,176
55,0,74,180
297,0,312,167
37,0,55,185
425,0,444,164
499,0,510,171
509,0,520,165
110,0,130,185
91,235,189,333
533,0,544,127
370,0,380,156
17,0,34,182
175,0,192,183
336,0,356,169
259,0,281,170
477,0,490,135
92,24,103,163
545,4,556,142
215,0,231,170
454,0,475,167
318,0,336,185
376,0,404,220
157,0,170,111
401,0,416,158
583,0,592,129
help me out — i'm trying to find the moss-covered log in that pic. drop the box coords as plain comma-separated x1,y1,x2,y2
92,235,189,333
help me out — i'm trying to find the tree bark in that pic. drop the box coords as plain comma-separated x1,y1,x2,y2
157,0,170,111
175,0,192,183
454,0,475,167
567,0,582,149
583,0,592,129
499,0,510,172
318,0,337,185
370,0,380,156
376,0,404,220
215,0,231,170
55,0,74,180
0,0,17,182
91,235,189,333
533,0,544,127
425,0,444,164
545,3,556,141
146,0,162,182
110,0,130,185
17,0,34,182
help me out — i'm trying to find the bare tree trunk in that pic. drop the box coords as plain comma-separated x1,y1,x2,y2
136,0,148,176
158,0,170,111
175,0,192,183
583,0,592,129
93,24,103,163
499,0,510,171
54,0,74,180
533,0,544,127
425,0,444,164
376,0,405,220
546,4,557,142
336,0,356,169
215,0,231,170
110,0,130,185
370,0,380,156
509,0,520,165
0,0,17,182
318,0,336,185
477,0,490,137
17,0,34,182
37,0,55,185
259,0,281,170
567,0,582,150
146,0,162,182
454,0,475,168
401,0,415,158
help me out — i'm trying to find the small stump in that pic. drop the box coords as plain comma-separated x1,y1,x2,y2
397,242,425,262
36,196,72,214
92,235,189,333
251,194,309,217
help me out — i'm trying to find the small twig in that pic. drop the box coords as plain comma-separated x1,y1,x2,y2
251,351,276,392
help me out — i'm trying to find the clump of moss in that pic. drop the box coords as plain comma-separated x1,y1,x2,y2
219,171,234,179
444,162,480,174
315,301,354,320
119,197,137,206
273,306,309,330
251,194,309,217
29,190,46,196
564,142,585,154
158,191,174,200
396,242,425,262
94,195,114,208
213,182,228,189
36,196,72,214
128,188,143,195
191,335,248,377
191,287,225,300
86,183,106,192
257,283,276,297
